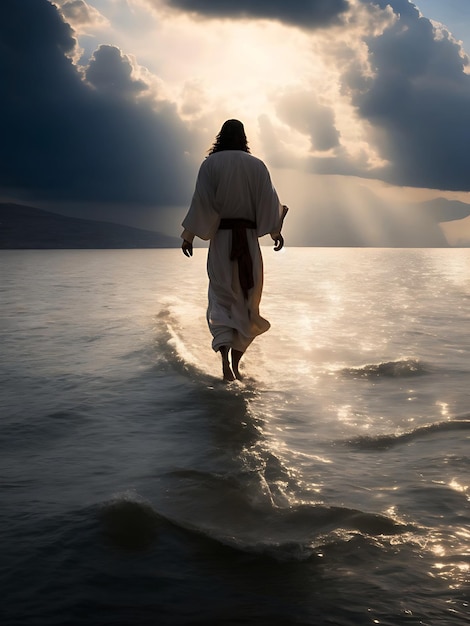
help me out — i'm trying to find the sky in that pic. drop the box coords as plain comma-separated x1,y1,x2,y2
2,0,470,245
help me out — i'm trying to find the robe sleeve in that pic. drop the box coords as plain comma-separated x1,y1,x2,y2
254,163,287,238
181,158,220,241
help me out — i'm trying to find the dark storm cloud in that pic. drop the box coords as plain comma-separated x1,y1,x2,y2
351,0,470,190
162,0,350,29
249,0,470,193
0,0,196,205
86,45,148,96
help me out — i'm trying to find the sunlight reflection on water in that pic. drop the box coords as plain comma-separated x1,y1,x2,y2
2,248,470,623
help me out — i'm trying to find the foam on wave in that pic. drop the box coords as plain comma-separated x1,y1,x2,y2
341,358,429,379
343,418,470,450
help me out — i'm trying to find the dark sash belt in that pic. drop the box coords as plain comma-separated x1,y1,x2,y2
218,218,256,299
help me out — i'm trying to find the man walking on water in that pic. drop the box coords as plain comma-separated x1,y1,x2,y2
181,119,288,381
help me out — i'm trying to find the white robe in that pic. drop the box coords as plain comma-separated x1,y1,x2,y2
182,150,285,353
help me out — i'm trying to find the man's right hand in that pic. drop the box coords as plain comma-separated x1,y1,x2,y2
182,239,193,257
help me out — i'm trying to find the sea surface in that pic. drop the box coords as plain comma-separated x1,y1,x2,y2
1,247,469,625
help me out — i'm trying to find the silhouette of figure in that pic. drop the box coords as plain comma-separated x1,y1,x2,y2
181,119,288,381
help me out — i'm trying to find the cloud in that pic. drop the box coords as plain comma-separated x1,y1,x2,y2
3,0,470,241
86,44,148,96
253,0,470,192
276,91,340,152
0,0,199,207
159,0,351,29
345,0,470,191
58,0,109,31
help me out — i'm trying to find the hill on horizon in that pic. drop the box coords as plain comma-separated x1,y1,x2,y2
0,203,180,249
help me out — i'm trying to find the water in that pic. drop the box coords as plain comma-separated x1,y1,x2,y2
1,248,469,625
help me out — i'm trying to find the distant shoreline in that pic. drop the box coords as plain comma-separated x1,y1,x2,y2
0,203,180,250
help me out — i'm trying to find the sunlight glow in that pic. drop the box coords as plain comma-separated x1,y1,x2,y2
449,479,469,500
130,11,323,132
54,0,470,245
436,401,450,418
86,0,390,167
417,523,470,589
337,404,357,427
432,544,447,557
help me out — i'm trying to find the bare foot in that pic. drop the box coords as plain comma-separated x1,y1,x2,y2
220,346,235,381
231,349,244,380
223,364,235,381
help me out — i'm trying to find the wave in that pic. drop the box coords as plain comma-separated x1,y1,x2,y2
147,306,416,560
97,489,409,561
181,503,409,562
153,305,262,442
340,357,430,379
343,417,470,450
155,305,254,388
154,303,263,390
99,493,164,550
154,306,216,382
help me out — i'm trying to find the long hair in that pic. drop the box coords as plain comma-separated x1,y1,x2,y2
208,119,250,154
